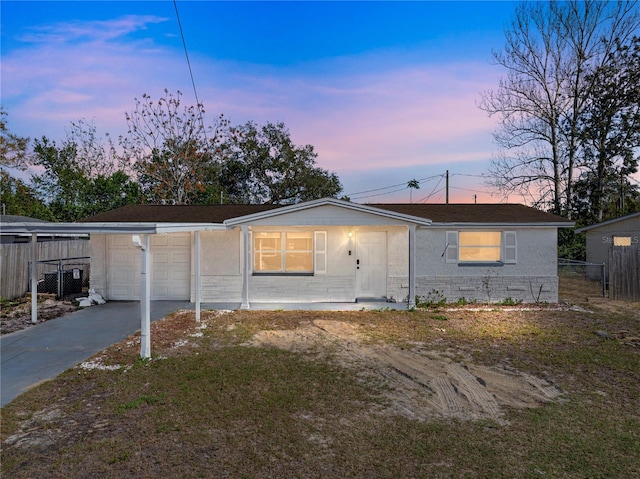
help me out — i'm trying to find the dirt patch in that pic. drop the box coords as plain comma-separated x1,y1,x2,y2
248,319,563,424
0,295,78,335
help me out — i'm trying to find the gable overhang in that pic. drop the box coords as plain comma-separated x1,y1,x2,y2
575,212,640,234
224,198,432,227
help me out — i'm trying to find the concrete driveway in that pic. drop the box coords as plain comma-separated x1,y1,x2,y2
0,301,188,408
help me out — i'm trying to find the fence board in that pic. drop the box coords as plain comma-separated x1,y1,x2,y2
0,240,90,299
608,245,640,301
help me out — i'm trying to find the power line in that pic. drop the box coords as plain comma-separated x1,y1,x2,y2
173,0,206,135
346,174,443,199
417,176,444,203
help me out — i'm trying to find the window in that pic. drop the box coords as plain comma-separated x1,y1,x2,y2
253,231,314,273
446,231,517,264
613,236,632,246
459,232,501,261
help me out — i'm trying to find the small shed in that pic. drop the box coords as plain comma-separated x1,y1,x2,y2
575,212,640,266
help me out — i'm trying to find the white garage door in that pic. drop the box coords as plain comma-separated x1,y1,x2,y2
107,234,191,300
149,234,191,299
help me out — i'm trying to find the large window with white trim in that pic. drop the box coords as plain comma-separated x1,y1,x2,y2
446,231,517,264
253,231,314,273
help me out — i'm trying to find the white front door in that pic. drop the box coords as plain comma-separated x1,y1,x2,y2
355,232,387,298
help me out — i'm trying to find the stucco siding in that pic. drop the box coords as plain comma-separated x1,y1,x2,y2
244,204,417,227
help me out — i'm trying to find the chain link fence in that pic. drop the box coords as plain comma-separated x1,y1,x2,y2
558,258,606,298
28,257,90,299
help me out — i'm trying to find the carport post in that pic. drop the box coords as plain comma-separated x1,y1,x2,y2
31,233,38,324
408,225,416,309
195,230,201,322
240,225,250,310
133,234,152,359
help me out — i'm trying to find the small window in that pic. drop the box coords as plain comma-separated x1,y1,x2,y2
253,231,313,273
613,236,632,246
459,232,501,262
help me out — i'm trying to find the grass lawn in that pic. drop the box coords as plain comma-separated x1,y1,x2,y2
1,280,639,478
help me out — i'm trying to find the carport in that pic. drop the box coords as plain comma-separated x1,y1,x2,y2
0,221,226,358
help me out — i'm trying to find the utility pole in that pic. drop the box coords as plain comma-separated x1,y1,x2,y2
445,170,449,204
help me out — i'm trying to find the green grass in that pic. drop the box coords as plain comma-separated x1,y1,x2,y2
2,297,639,478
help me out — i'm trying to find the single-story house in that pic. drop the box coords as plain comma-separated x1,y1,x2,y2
81,198,572,306
575,212,640,266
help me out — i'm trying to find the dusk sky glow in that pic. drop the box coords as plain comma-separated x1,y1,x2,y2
1,1,523,204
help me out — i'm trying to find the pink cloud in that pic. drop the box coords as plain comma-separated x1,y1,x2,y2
3,14,502,203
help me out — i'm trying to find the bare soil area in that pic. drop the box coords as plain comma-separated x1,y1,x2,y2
0,295,78,335
249,319,562,424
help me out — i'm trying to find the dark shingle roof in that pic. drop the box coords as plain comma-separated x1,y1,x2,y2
368,203,571,224
80,202,571,225
80,204,281,223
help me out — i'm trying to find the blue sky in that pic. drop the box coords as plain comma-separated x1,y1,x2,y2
1,1,519,203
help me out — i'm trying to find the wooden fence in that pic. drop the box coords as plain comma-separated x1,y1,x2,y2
0,240,91,300
608,245,640,301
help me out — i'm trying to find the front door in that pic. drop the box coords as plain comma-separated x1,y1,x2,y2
355,232,387,299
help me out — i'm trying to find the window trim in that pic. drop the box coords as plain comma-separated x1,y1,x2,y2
251,230,327,275
446,230,517,265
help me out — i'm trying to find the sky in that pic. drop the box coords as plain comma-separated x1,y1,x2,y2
1,0,521,204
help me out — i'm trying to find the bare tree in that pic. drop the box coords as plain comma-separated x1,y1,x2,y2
480,1,640,216
119,89,228,204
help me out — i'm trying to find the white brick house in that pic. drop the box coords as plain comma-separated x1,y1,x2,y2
85,198,573,307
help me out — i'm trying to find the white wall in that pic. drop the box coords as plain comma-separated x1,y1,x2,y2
193,226,409,303
414,227,559,303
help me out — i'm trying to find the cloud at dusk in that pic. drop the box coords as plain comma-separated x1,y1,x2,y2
2,3,508,203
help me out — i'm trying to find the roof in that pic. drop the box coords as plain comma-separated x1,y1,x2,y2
368,203,571,225
0,215,50,223
575,212,640,233
79,204,280,223
78,201,572,226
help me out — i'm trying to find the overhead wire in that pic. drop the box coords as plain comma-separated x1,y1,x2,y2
173,0,207,137
346,174,443,200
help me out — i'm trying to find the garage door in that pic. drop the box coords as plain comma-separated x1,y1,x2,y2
106,234,191,300
150,234,191,299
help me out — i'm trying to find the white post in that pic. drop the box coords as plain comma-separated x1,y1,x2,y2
240,225,250,310
31,233,38,324
408,225,416,309
136,234,151,359
194,230,201,322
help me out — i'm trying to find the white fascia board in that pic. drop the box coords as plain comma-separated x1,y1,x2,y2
0,222,156,235
224,197,432,227
0,222,228,235
429,222,574,229
154,223,228,234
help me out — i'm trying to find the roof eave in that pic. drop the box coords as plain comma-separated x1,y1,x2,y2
575,212,640,233
429,221,575,228
0,222,228,235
